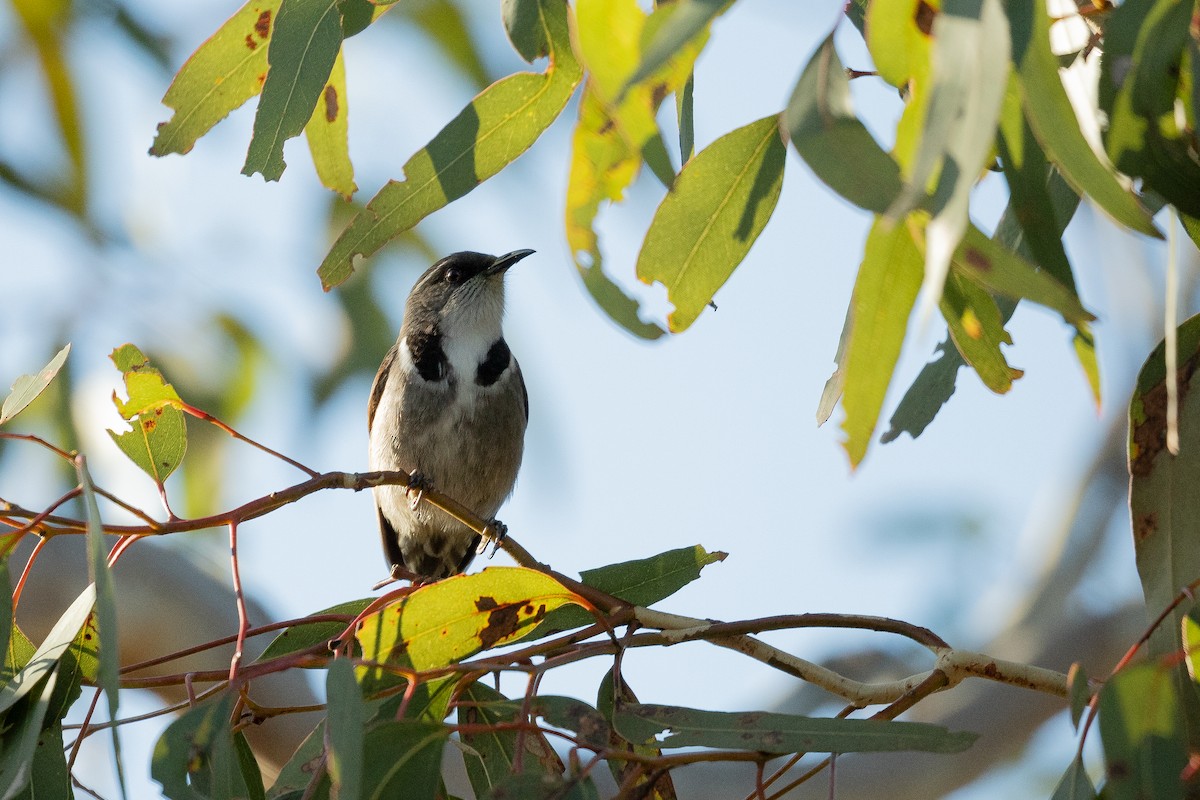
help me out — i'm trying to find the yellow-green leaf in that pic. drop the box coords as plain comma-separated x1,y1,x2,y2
939,270,1022,394
242,0,343,181
150,0,281,157
636,114,786,332
355,567,583,676
840,218,924,467
108,345,188,485
304,48,356,198
318,0,582,289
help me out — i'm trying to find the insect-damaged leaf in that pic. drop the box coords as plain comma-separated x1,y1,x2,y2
355,567,583,676
107,344,187,485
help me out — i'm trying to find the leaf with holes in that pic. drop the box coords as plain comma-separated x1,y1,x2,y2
108,344,187,484
636,114,786,332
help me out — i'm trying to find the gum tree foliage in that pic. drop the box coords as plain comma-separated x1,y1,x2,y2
2,0,1200,797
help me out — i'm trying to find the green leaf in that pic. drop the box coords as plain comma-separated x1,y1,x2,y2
1099,0,1200,216
625,0,724,90
0,344,70,426
529,546,726,637
1050,755,1097,800
107,345,187,485
1008,0,1159,237
0,585,93,714
938,269,1022,394
889,0,1010,323
597,670,677,800
150,0,282,157
152,691,250,800
784,35,903,214
636,114,786,332
76,456,126,795
326,659,364,800
304,49,356,198
503,0,548,62
1129,313,1200,657
242,0,343,181
232,732,266,800
613,703,977,753
318,0,582,289
474,695,610,749
355,567,582,677
839,218,924,467
458,681,564,796
265,721,329,799
257,599,370,662
882,167,1083,443
565,0,701,340
1099,664,1188,800
1,625,36,687
10,725,72,800
951,225,1093,325
360,721,446,800
0,670,57,800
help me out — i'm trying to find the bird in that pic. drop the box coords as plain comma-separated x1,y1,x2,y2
367,249,532,580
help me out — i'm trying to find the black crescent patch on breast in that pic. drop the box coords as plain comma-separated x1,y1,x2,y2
476,338,512,387
408,326,448,382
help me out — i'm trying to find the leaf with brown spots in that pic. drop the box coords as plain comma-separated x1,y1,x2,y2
355,567,583,676
1129,313,1200,660
106,344,187,486
304,48,356,199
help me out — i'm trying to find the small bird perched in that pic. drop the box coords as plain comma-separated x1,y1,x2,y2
367,250,532,580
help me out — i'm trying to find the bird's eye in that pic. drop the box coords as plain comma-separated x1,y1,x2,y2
445,267,464,285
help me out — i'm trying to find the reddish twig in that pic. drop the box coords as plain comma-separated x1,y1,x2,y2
11,535,50,609
178,401,320,478
227,521,250,683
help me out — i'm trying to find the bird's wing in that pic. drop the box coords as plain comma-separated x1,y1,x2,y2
376,506,407,571
367,343,398,432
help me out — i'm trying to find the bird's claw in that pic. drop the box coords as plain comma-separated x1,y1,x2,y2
477,519,508,558
406,471,432,511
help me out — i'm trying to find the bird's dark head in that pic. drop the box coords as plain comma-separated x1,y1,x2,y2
403,250,533,334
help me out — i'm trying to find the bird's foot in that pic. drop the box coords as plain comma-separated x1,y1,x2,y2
406,471,432,511
476,519,508,558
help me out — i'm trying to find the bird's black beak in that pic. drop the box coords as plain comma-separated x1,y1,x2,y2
486,249,535,276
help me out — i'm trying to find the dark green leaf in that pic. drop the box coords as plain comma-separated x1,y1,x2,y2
265,721,328,800
233,732,267,800
636,114,786,332
1099,0,1200,216
1099,664,1188,800
360,721,446,800
1008,0,1159,236
1068,663,1091,730
326,658,364,800
319,0,582,289
503,0,547,62
256,599,370,662
784,35,903,214
1129,313,1200,657
76,456,125,794
242,0,343,181
597,670,676,800
676,72,694,163
0,586,93,714
0,671,58,799
1050,755,1097,800
458,681,563,796
0,344,70,426
11,725,71,800
152,691,250,800
613,703,977,753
